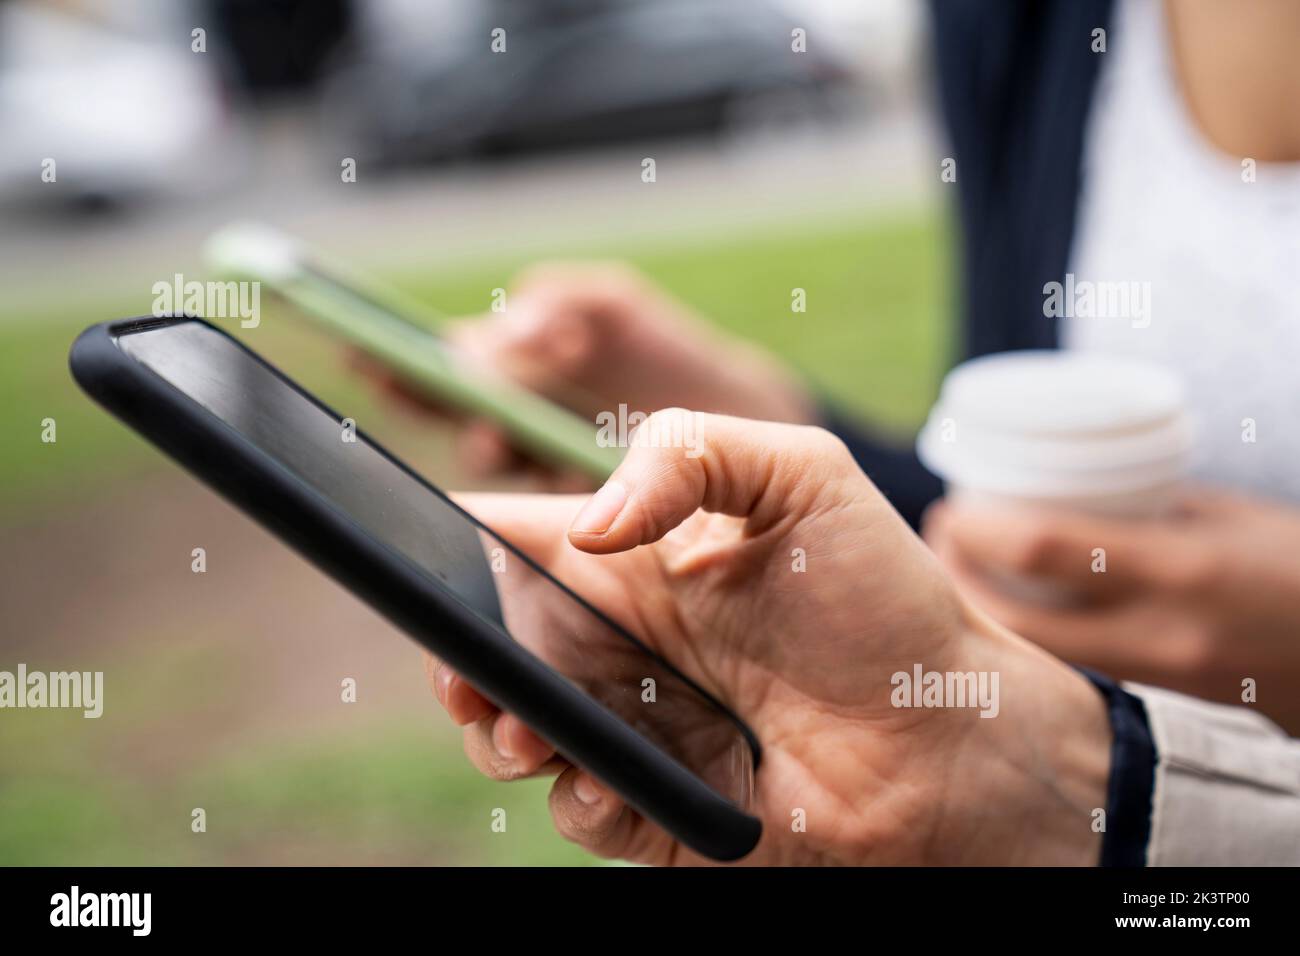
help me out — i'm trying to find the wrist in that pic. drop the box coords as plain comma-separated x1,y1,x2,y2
946,609,1112,864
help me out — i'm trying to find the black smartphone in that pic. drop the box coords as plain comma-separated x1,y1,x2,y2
69,316,762,862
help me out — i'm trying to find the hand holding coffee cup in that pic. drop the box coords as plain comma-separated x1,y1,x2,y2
918,351,1194,603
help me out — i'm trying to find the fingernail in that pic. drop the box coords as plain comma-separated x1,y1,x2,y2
436,667,454,704
493,718,516,761
571,480,627,535
573,774,603,805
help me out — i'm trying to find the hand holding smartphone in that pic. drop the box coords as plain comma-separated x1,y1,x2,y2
70,316,761,861
203,223,623,482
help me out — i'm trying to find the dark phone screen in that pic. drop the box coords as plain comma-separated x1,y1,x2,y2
117,320,754,807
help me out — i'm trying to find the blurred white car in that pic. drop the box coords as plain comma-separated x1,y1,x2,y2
0,1,229,208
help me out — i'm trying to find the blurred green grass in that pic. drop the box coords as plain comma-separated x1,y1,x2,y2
0,211,949,519
0,209,949,864
0,714,594,866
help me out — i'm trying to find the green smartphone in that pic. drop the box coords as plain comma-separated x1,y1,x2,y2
202,223,621,482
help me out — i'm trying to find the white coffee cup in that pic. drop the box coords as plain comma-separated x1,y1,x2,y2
917,350,1195,601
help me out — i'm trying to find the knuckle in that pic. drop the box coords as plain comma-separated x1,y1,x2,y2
642,406,693,433
781,426,856,481
630,408,705,466
1004,523,1060,575
1176,621,1222,678
806,425,854,462
1158,545,1219,594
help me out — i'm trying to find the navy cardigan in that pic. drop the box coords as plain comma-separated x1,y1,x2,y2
829,0,1115,531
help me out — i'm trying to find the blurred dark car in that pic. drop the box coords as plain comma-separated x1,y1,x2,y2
324,0,857,165
206,0,356,94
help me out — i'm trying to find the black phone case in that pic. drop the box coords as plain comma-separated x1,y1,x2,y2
69,316,762,862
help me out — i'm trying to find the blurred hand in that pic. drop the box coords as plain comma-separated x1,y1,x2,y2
430,410,1111,865
924,490,1300,735
366,262,816,486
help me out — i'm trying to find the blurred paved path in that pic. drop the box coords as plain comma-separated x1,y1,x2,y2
0,470,441,775
1,109,941,323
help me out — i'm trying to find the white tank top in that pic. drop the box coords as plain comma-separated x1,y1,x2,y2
1065,0,1300,501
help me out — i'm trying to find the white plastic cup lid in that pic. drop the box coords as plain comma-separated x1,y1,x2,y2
917,350,1194,499
935,350,1186,435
